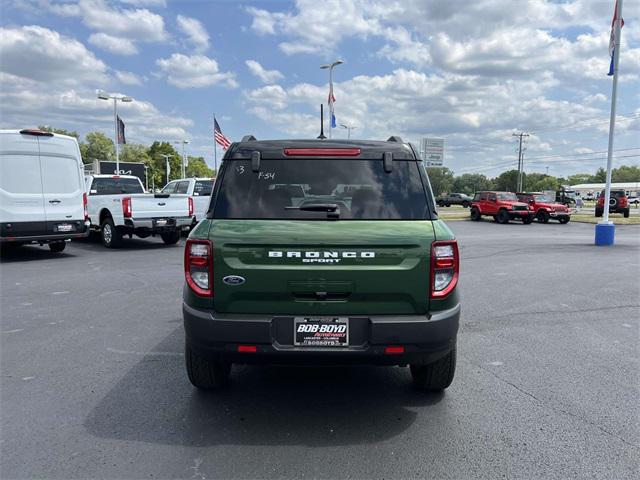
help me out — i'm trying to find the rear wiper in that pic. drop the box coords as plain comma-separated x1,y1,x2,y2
286,203,340,219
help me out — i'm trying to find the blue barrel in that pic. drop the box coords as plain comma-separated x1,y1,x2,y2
595,223,615,246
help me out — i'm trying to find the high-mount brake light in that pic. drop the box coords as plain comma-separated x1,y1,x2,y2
185,239,213,297
283,148,361,157
19,129,53,137
430,240,459,299
122,197,132,218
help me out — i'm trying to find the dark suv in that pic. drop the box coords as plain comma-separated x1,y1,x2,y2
437,193,473,208
183,138,460,392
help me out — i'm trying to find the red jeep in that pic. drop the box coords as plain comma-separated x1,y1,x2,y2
596,189,630,218
470,191,533,224
516,192,571,224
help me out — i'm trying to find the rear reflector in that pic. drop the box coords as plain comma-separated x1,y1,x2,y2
238,345,257,353
385,346,405,354
283,148,361,157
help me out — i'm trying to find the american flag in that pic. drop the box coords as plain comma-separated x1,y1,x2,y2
214,118,231,150
608,0,624,76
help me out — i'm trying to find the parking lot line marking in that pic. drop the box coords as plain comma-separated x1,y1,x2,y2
1,329,24,334
51,291,70,295
106,347,183,357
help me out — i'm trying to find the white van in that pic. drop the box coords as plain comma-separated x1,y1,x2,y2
0,129,89,252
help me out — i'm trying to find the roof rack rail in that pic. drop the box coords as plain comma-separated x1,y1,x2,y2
241,135,257,142
386,136,403,143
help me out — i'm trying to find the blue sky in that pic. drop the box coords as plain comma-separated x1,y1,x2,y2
1,0,639,178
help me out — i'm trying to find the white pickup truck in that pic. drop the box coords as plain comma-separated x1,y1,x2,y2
85,174,193,248
161,177,215,227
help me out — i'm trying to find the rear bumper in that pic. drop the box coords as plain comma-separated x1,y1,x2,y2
124,216,193,230
183,303,460,365
0,221,90,243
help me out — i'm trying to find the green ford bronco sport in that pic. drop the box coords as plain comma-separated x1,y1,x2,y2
183,137,460,391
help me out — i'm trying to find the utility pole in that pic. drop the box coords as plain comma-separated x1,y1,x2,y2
512,132,529,192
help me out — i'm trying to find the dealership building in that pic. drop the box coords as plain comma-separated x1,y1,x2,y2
569,182,640,196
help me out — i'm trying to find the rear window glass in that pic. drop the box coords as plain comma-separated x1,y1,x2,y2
92,177,143,195
213,159,428,220
194,180,213,196
0,154,42,194
41,156,81,194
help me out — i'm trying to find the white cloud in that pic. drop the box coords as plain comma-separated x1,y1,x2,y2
176,14,209,53
0,25,108,86
88,32,138,55
244,85,288,109
245,60,284,83
115,70,143,85
155,53,237,88
120,0,166,6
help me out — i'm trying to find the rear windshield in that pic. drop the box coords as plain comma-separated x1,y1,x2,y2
194,180,213,196
213,159,428,220
91,177,144,195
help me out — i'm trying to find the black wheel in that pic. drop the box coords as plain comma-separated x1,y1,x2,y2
470,207,481,221
522,215,533,224
445,202,450,207
185,343,231,390
595,208,603,217
410,346,456,392
536,210,550,223
101,217,122,248
48,241,66,253
559,217,570,224
462,201,470,208
623,208,630,218
497,209,510,224
437,200,444,207
160,230,181,245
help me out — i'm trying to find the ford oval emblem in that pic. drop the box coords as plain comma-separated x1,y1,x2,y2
223,275,245,286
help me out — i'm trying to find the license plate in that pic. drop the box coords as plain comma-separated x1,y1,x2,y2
155,219,168,226
55,224,74,232
294,317,349,347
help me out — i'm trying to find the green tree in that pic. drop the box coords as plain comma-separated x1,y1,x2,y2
591,167,607,182
186,156,215,177
452,173,493,194
492,170,521,191
147,141,181,188
611,165,640,182
80,131,114,165
567,173,593,185
425,167,455,196
120,143,151,165
524,173,560,192
38,126,79,138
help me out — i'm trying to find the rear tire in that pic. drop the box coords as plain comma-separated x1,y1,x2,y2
623,208,630,218
411,346,456,392
497,209,510,224
185,344,231,390
48,241,66,253
536,210,550,223
462,201,470,208
160,230,181,245
559,217,570,224
470,207,481,221
522,215,533,224
101,217,122,248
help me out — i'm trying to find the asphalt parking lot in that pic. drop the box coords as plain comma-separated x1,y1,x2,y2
1,222,639,479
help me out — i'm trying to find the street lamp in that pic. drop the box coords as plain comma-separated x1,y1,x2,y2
173,140,189,178
340,123,357,139
158,154,174,185
96,90,133,174
320,60,343,139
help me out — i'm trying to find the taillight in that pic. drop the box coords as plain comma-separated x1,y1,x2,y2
283,148,361,157
83,193,88,220
188,197,194,217
430,240,459,299
185,239,213,297
122,197,132,218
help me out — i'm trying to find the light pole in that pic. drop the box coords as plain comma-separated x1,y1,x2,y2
320,60,343,139
174,140,189,178
159,154,174,186
97,90,133,174
340,123,357,139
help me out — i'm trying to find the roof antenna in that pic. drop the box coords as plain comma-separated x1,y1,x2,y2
317,104,326,139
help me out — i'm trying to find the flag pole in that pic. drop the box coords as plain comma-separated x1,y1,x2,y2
596,0,623,245
213,114,218,175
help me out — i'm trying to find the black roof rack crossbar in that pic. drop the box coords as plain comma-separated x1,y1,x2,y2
242,135,257,142
386,136,403,143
